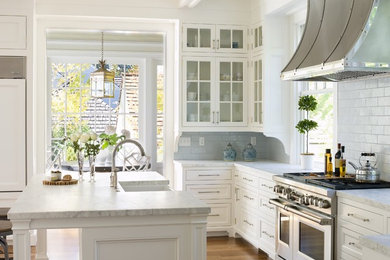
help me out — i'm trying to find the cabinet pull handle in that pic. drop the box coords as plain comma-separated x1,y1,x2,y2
212,111,215,124
244,195,254,201
235,188,240,201
209,214,220,217
261,184,273,189
198,191,220,194
347,213,370,222
243,177,253,182
262,231,274,238
244,220,254,226
216,111,220,123
198,174,220,177
217,39,220,49
212,39,216,49
262,203,274,210
348,242,361,249
348,242,355,246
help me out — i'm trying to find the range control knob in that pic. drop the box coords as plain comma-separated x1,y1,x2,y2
273,185,285,194
319,200,331,209
283,188,292,196
287,192,296,201
310,197,319,206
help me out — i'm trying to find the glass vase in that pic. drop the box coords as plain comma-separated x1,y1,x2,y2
89,155,96,183
77,151,84,182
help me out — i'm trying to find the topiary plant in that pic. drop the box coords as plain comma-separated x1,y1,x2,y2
296,95,318,154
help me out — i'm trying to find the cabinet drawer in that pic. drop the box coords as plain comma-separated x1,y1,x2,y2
339,202,384,233
207,203,231,227
338,226,364,259
259,194,276,222
239,209,259,239
186,169,232,181
240,172,259,189
186,184,231,199
259,178,275,194
260,219,276,247
0,16,26,49
239,188,259,211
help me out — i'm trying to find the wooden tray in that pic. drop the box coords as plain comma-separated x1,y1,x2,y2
43,179,78,185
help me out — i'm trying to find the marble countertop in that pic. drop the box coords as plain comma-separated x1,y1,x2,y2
8,171,210,220
337,189,390,211
174,159,318,175
360,234,390,256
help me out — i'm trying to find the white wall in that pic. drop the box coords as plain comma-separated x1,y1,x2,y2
338,76,390,181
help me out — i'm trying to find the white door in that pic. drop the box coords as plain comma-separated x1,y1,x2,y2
0,79,26,191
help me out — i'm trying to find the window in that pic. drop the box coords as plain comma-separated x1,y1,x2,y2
300,82,336,164
50,62,140,162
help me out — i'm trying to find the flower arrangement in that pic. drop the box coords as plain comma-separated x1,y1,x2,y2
99,126,127,150
84,132,100,157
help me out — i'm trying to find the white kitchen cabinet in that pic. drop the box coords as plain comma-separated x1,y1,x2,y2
337,197,386,260
183,24,247,53
174,162,234,234
182,56,247,127
0,79,26,191
249,56,263,129
251,23,263,54
0,16,26,49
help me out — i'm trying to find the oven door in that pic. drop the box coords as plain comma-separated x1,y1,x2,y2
293,213,332,260
270,198,333,260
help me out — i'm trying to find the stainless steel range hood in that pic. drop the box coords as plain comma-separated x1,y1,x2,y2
281,0,390,82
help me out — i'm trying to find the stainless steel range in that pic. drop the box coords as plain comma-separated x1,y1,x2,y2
270,172,390,260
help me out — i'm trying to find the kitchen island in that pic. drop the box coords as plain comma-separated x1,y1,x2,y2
8,172,210,260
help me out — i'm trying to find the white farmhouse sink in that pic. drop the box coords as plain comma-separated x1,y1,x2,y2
117,171,170,192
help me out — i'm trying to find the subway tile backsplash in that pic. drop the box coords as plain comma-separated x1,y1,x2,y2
174,132,268,161
338,77,390,181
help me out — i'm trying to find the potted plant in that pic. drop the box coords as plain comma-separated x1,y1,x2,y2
296,95,318,170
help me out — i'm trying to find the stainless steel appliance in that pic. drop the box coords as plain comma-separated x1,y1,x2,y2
270,172,390,260
348,153,380,183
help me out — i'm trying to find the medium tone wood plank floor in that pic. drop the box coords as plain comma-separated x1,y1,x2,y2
2,229,271,260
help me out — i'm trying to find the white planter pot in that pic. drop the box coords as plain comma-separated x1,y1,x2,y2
300,154,315,170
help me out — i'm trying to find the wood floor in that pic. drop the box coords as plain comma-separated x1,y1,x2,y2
2,229,271,260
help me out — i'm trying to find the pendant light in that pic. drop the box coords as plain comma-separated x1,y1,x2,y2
90,32,115,98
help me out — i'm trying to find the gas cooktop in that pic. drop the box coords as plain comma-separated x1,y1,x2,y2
283,172,390,190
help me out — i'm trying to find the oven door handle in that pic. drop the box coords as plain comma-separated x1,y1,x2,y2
269,198,333,226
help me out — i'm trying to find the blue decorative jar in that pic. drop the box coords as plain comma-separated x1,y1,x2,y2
223,143,236,161
243,143,256,161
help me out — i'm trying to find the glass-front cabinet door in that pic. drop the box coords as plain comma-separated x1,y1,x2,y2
183,24,215,52
216,25,247,53
252,56,263,126
253,24,263,53
183,57,214,126
216,58,247,126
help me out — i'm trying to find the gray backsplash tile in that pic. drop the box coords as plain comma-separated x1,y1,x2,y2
174,132,270,161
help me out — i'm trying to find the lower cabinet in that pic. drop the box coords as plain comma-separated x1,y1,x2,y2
174,161,277,258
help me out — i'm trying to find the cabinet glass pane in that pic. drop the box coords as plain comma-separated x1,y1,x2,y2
259,103,263,124
199,62,211,81
199,82,211,101
254,61,258,81
259,26,263,47
232,103,243,122
199,103,211,122
187,61,198,80
220,83,231,101
187,103,198,122
220,103,231,122
220,30,231,48
258,82,262,100
199,29,211,48
254,82,258,100
254,103,258,122
258,60,262,79
187,82,198,101
220,62,231,81
255,28,258,48
187,28,198,48
232,62,243,81
232,30,243,49
232,83,243,101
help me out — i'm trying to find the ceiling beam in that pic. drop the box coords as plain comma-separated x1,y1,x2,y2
179,0,202,8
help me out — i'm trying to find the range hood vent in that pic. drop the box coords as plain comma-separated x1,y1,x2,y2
281,0,390,82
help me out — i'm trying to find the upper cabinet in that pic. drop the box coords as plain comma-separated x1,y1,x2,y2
251,23,263,54
183,24,248,53
250,56,263,128
0,16,26,50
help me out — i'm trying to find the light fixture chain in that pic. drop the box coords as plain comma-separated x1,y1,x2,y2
101,31,104,61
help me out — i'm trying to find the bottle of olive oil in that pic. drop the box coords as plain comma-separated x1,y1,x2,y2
327,156,333,177
340,146,346,177
324,149,331,176
335,143,342,177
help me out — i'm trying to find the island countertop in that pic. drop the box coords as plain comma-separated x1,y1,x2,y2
8,171,210,220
